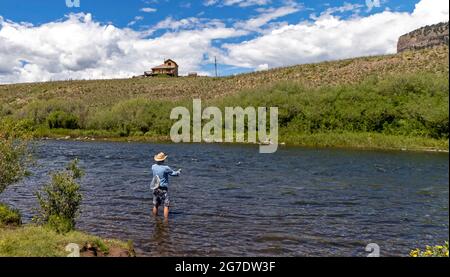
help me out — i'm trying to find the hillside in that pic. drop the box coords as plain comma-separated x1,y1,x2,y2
0,46,448,110
0,46,448,151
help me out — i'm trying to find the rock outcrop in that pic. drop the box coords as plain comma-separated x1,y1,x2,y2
397,22,449,53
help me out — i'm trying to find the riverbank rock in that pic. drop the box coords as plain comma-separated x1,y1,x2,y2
397,22,449,53
80,243,134,257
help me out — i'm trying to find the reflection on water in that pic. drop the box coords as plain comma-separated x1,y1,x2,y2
151,217,172,256
1,140,448,257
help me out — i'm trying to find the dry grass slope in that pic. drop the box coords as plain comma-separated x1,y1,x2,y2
0,46,448,110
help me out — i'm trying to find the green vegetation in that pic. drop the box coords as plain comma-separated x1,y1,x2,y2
4,72,447,151
35,160,84,233
0,122,30,194
410,242,449,257
0,203,21,226
66,158,85,179
0,121,28,228
0,225,133,257
46,111,80,129
220,72,448,139
0,46,448,151
0,130,133,256
0,156,133,257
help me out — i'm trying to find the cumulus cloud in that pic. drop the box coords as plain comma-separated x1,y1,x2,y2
221,0,449,69
0,13,244,83
0,0,448,84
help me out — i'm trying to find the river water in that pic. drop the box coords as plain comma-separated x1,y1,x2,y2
1,140,448,256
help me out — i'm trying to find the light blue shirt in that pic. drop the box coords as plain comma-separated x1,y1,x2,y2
152,164,180,188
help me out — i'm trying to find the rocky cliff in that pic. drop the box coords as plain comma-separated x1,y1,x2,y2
398,22,449,53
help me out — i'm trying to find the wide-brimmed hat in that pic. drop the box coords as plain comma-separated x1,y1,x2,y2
154,152,168,162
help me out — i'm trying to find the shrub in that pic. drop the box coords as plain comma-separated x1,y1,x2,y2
215,73,449,139
66,158,84,179
87,98,175,135
17,99,86,127
46,111,79,129
46,215,74,234
0,122,30,194
410,242,449,257
0,203,22,226
35,160,84,233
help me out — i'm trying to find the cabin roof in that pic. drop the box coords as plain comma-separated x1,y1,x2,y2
164,59,178,66
152,59,178,70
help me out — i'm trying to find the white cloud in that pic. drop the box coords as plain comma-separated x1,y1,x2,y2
0,0,448,84
128,16,144,26
365,0,381,12
141,7,157,13
256,63,269,71
0,13,244,83
234,3,302,32
310,2,364,19
204,0,271,7
221,0,449,69
145,16,227,34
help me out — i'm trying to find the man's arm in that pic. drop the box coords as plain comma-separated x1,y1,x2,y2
166,167,181,176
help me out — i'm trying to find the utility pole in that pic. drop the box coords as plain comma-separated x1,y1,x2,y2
214,56,218,77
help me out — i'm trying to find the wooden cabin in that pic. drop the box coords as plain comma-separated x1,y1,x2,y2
146,59,179,77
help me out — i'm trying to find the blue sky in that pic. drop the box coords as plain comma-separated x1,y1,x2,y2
0,0,416,27
0,0,447,83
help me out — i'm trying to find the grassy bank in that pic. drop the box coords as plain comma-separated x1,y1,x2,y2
30,129,448,152
1,46,448,151
0,225,134,257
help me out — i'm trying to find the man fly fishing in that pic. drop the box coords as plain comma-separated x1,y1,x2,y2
151,152,181,218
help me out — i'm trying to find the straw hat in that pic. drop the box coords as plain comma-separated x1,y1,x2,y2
154,152,168,162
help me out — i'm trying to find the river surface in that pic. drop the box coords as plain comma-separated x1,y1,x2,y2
1,140,448,256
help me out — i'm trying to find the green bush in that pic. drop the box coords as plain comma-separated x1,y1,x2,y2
47,111,79,129
215,73,449,139
410,242,449,257
46,215,73,234
0,203,22,226
0,122,30,194
87,98,175,135
17,99,87,128
66,158,84,179
35,160,84,233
